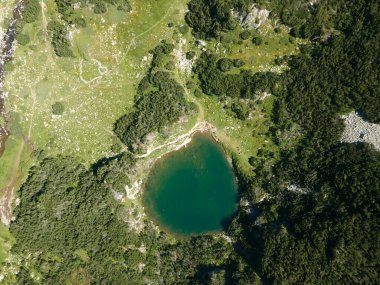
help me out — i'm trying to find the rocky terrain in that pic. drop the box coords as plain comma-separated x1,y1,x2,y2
341,111,380,150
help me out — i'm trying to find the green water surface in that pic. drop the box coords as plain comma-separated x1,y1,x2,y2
143,133,238,236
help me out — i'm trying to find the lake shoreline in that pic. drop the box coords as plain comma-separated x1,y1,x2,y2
142,133,238,237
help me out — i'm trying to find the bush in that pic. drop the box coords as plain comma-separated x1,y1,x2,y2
252,36,262,46
48,21,73,57
178,24,189,34
117,0,132,12
94,2,107,14
16,34,30,46
217,58,233,72
110,143,122,153
114,43,189,151
23,0,40,23
185,0,240,39
165,61,175,70
233,58,245,68
239,30,251,40
186,51,196,60
231,100,249,120
52,102,65,115
72,17,86,28
186,81,195,89
194,89,203,98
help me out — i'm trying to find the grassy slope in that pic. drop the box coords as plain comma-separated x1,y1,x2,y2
184,20,300,172
0,0,189,186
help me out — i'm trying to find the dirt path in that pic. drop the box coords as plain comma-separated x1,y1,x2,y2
134,68,207,159
79,2,174,87
40,0,48,44
136,121,215,158
175,69,205,122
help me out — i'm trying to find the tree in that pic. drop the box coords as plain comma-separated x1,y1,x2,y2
52,102,64,115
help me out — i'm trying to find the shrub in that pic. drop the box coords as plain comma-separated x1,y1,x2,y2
186,51,196,60
233,58,245,68
23,0,40,23
252,36,262,46
52,102,65,115
165,61,175,70
217,58,234,72
240,30,251,40
16,34,30,46
94,2,107,14
72,17,86,28
178,24,189,34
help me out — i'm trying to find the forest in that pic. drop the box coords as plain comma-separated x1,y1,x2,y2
5,0,380,284
9,154,260,284
114,42,192,153
194,52,279,99
225,0,380,284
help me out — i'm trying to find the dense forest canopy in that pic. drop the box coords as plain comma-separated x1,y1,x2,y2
224,0,380,284
194,52,279,99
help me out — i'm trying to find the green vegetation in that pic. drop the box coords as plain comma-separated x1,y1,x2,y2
186,0,380,284
8,154,253,284
252,35,262,45
49,0,132,57
22,0,41,24
10,155,138,284
15,33,30,46
223,1,380,284
1,1,191,277
239,30,251,40
194,52,279,99
229,142,380,284
185,0,252,39
15,0,40,36
114,42,192,152
54,0,132,18
51,101,65,115
1,0,379,284
47,20,73,57
254,0,336,39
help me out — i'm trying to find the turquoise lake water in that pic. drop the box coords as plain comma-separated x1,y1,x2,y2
143,133,238,236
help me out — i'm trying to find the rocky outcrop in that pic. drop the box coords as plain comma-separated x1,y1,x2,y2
341,111,380,151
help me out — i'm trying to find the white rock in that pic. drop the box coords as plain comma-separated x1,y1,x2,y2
341,112,380,151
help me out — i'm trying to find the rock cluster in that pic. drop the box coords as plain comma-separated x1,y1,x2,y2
341,111,380,151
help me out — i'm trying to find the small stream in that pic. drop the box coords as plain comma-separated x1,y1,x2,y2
0,1,25,157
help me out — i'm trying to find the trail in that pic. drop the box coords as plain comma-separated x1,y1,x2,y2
40,0,48,44
136,121,215,159
132,66,208,159
79,2,174,86
111,2,174,73
176,70,205,122
79,59,109,84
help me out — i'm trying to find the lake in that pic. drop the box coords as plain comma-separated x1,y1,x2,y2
143,133,238,237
